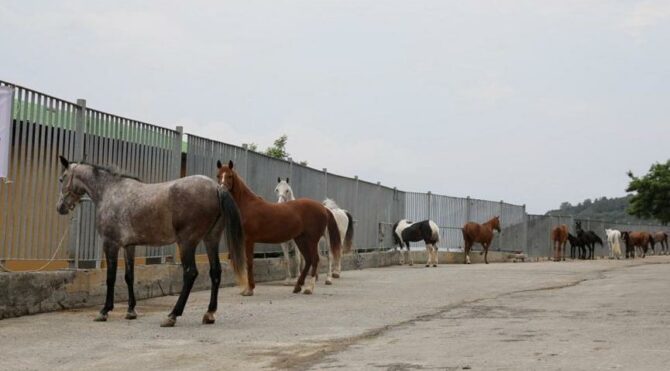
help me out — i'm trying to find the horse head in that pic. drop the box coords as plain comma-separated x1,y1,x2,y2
216,160,237,192
56,156,86,215
275,177,294,203
492,216,501,232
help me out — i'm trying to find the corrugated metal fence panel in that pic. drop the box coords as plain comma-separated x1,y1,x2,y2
245,151,290,202
76,108,180,264
0,82,77,262
291,163,325,202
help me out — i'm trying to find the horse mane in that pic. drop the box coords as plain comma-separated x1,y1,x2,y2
79,161,141,181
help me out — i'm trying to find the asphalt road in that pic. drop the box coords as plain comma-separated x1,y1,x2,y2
2,257,670,370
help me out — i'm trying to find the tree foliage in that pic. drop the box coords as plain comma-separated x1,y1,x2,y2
265,134,289,160
626,160,670,225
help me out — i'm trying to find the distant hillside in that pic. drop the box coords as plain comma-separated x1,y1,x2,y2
546,195,659,224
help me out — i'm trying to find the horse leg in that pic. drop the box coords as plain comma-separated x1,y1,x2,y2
484,243,489,264
124,246,137,320
304,243,320,295
281,242,293,286
464,241,471,264
162,242,199,327
241,240,255,296
433,245,438,267
425,243,431,267
406,242,413,266
202,235,222,325
293,237,311,294
325,245,334,285
95,241,120,322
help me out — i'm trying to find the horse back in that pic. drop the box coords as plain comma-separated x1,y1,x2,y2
240,197,328,243
462,222,492,243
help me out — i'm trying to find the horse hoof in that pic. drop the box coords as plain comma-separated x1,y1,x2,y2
293,287,302,294
125,310,138,320
325,279,332,285
409,263,413,266
202,312,216,325
160,317,176,328
283,279,294,286
332,273,340,279
94,313,108,322
432,264,437,267
241,289,254,296
303,288,313,295
425,264,430,267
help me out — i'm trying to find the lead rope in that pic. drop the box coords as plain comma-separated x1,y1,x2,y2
0,213,74,273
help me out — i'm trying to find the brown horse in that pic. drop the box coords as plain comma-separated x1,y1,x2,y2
651,231,669,255
216,160,341,296
462,216,501,264
621,231,652,258
551,225,569,262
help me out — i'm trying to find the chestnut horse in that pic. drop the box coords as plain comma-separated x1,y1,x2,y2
216,160,341,296
462,216,501,264
651,231,669,255
621,231,652,259
551,225,569,262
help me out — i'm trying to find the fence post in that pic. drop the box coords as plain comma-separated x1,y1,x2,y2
426,191,432,220
376,181,382,250
242,143,249,179
69,98,86,269
499,200,504,251
323,168,328,199
466,196,471,223
172,126,183,179
522,204,528,255
288,157,293,181
353,175,359,250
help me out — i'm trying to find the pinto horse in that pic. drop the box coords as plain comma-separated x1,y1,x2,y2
462,216,500,264
551,225,568,261
217,161,341,296
275,178,354,285
651,231,669,255
56,156,246,327
621,231,652,258
392,219,440,267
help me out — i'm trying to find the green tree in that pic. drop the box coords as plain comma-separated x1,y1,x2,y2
246,143,258,152
265,134,289,160
626,160,670,225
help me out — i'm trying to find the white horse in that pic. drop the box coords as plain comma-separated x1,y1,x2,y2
274,178,302,285
275,178,354,285
605,229,622,259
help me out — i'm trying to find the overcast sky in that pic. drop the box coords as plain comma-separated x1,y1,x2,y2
1,1,668,214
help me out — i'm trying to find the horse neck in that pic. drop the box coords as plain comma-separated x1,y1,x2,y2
483,218,497,231
75,166,121,203
231,174,261,206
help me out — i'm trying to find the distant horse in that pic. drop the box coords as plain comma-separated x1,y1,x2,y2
56,156,246,327
621,231,652,258
392,219,440,267
274,178,302,284
567,233,586,260
575,221,603,260
462,216,501,264
275,178,354,285
217,161,341,296
651,231,669,255
551,225,569,261
605,229,623,259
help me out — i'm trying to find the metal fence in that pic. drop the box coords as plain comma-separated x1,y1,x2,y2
1,79,668,270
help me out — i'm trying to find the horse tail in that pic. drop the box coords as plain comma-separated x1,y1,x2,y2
326,209,342,260
218,187,247,288
392,221,401,247
612,237,622,257
343,211,354,253
429,220,440,244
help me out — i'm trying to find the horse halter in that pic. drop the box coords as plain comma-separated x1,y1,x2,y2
59,164,84,211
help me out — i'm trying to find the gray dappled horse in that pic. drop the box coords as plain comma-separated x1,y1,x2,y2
56,156,246,327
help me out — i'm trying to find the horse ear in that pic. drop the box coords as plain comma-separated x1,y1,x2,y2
286,177,289,184
277,177,281,183
59,155,69,169
228,160,234,169
216,160,222,169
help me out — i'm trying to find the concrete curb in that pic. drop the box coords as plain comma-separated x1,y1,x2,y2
0,249,518,320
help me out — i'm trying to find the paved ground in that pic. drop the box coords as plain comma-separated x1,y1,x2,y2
2,257,670,370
